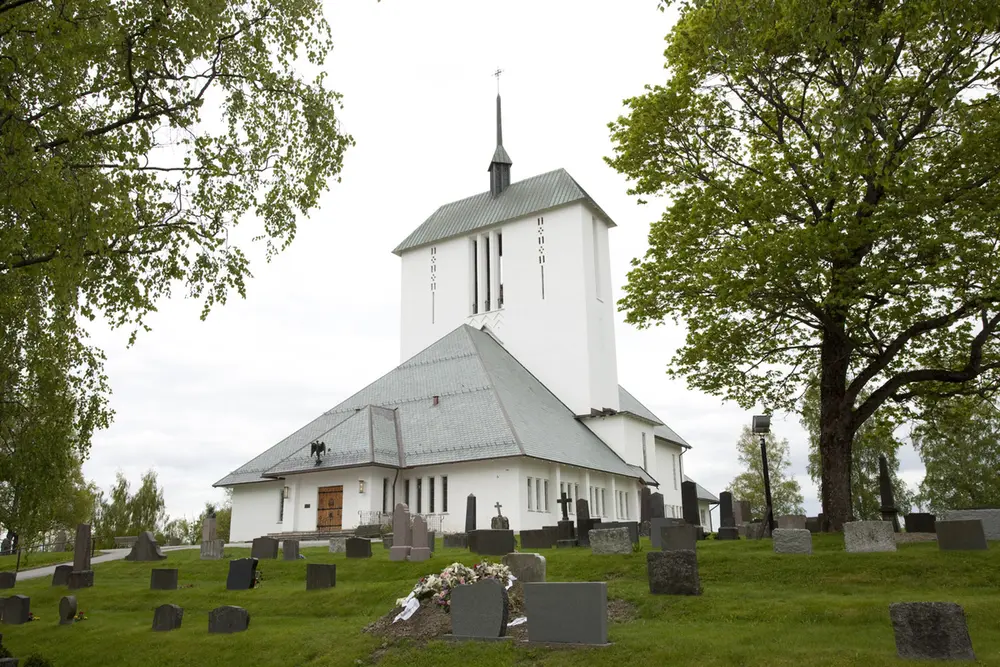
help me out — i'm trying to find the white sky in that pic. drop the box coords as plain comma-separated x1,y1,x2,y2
83,0,925,524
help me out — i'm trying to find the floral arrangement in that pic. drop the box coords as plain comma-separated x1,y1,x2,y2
395,560,512,613
74,611,87,622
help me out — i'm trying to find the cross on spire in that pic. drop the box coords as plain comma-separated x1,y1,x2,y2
493,67,503,94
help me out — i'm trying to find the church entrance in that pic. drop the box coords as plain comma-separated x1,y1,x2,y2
317,485,343,532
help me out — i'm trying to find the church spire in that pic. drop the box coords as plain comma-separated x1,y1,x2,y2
488,69,512,197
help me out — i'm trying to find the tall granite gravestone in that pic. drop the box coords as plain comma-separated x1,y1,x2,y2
879,454,901,532
736,499,752,536
716,492,739,540
409,516,432,562
226,558,258,590
200,514,224,560
152,604,183,631
575,499,593,547
150,569,179,590
555,492,575,544
71,523,93,588
502,553,546,583
59,595,77,625
647,551,701,595
389,503,412,562
844,521,897,553
889,602,975,661
640,487,652,524
681,481,701,531
2,595,30,624
450,579,508,640
346,537,372,558
306,563,336,590
904,513,936,534
208,605,250,634
282,539,300,561
590,527,632,555
650,492,665,519
52,565,72,587
936,520,988,551
124,532,167,561
250,537,278,560
523,582,608,645
465,494,477,533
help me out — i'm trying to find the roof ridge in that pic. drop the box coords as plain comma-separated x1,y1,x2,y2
462,326,526,457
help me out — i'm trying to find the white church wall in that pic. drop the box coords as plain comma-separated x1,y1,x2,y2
581,415,627,462
230,480,285,542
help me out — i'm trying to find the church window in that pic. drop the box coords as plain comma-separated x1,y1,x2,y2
430,247,437,324
527,477,534,511
535,478,542,511
701,508,708,526
672,454,678,490
404,479,410,507
543,480,549,512
382,478,388,514
497,233,504,308
416,478,423,514
642,433,648,471
429,477,436,513
442,476,448,512
537,217,546,299
592,216,602,299
278,489,284,523
601,489,607,517
484,235,491,311
573,483,579,512
470,238,479,314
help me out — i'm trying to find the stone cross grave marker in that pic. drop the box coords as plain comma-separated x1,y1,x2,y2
491,502,509,530
152,604,183,632
450,578,509,640
890,602,975,661
389,503,412,561
59,596,76,625
523,582,608,645
556,493,571,520
208,605,250,634
409,516,431,562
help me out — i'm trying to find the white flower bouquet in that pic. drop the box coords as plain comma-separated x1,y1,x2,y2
395,560,512,613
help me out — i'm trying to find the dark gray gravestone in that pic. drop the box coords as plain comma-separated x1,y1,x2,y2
660,523,697,551
647,550,701,595
519,530,555,549
599,521,639,546
346,537,372,558
650,493,665,519
450,578,508,639
889,602,975,661
2,595,29,624
805,516,822,533
428,531,436,552
124,531,166,561
282,539,300,561
542,525,559,546
389,503,411,561
150,568,178,590
717,492,739,540
443,533,469,548
905,513,937,533
523,582,608,645
737,500,752,525
681,481,700,527
575,499,592,547
152,603,183,631
936,520,988,551
501,553,546,583
650,518,685,549
59,595,77,625
640,487,652,524
306,563,336,590
469,530,515,556
208,605,250,634
250,537,278,560
73,523,92,571
52,565,72,587
556,539,577,548
67,570,93,590
0,573,14,589
465,494,477,533
879,454,901,532
409,516,431,562
556,520,575,542
226,558,258,590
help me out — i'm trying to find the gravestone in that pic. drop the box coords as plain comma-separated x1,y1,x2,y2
650,492,665,519
201,513,217,542
805,517,822,533
200,514,224,560
733,498,746,525
306,563,336,590
904,513,936,534
0,574,14,590
328,537,347,553
936,520,988,551
879,453,901,532
59,595,77,625
152,603,183,631
226,558,258,590
71,523,93,588
150,568,179,590
647,551,701,595
51,565,72,587
776,515,807,530
501,553,546,583
660,523,697,552
556,539,576,548
2,596,29,624
575,499,593,547
346,537,372,558
450,578,508,639
389,503,412,562
208,605,250,634
600,521,639,547
844,521,897,553
443,533,469,548
67,570,94,590
523,582,608,645
773,529,812,554
745,522,766,540
53,531,68,552
409,516,432,562
469,530,515,556
428,531,436,552
650,518,686,549
491,502,510,530
542,525,559,546
590,527,632,555
282,539,300,561
250,536,278,560
717,492,739,540
382,534,393,549
519,530,553,549
124,531,166,562
681,481,701,527
640,487,652,524
939,509,1000,540
355,524,382,538
465,494,477,532
556,492,575,542
889,602,975,661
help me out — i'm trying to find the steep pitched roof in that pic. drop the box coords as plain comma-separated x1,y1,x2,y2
215,325,646,485
392,168,616,255
617,385,691,448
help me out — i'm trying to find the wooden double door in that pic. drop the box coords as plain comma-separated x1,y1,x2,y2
317,485,343,532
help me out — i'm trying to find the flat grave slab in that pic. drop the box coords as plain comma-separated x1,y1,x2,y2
936,520,988,551
773,528,812,555
890,602,975,661
844,521,896,553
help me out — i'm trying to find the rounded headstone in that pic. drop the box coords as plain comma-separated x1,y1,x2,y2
59,595,77,625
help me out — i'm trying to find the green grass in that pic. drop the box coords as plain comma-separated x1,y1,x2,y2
0,550,97,573
2,535,998,667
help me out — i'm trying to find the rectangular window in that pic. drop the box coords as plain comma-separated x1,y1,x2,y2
592,216,602,299
429,477,436,513
701,508,708,526
527,477,534,511
498,232,504,308
442,476,448,512
574,483,579,509
672,454,678,490
382,478,388,513
404,479,411,507
471,238,479,314
484,235,491,311
417,478,423,514
642,433,648,471
278,489,284,523
601,488,606,517
543,479,549,512
536,478,542,511
569,483,574,514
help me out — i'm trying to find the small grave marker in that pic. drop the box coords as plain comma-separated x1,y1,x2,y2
208,605,250,634
306,564,336,590
409,516,431,562
936,520,988,551
450,578,509,640
904,513,936,534
501,553,546,583
468,529,515,556
647,551,701,596
282,539,300,561
0,573,15,590
345,537,372,558
152,603,183,632
329,537,347,553
773,528,812,554
250,537,279,560
150,568,178,590
589,527,632,555
51,565,72,587
660,523,697,552
226,558,258,591
59,596,76,625
2,595,29,625
844,521,897,553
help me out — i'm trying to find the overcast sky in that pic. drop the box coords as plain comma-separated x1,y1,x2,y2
83,0,926,524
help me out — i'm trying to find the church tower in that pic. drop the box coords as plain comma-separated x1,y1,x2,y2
394,92,620,416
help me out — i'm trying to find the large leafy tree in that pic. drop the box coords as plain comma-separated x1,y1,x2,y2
728,426,804,520
93,470,166,548
609,0,1000,527
1,0,351,519
911,396,1000,511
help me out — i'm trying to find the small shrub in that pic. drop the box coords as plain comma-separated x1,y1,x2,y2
24,655,54,667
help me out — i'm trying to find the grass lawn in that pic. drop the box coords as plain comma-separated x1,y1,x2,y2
2,534,998,666
0,551,97,573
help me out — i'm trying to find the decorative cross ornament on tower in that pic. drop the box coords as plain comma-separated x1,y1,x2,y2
493,67,503,94
494,501,503,516
556,492,572,521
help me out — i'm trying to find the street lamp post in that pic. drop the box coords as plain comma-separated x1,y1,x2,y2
752,415,775,535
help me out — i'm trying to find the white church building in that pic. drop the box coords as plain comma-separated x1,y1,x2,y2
216,95,713,541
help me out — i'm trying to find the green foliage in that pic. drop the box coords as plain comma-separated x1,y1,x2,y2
912,396,1000,512
22,655,53,667
727,426,804,519
608,0,1000,523
93,470,166,548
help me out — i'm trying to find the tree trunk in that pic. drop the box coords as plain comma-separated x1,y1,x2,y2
819,329,855,530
